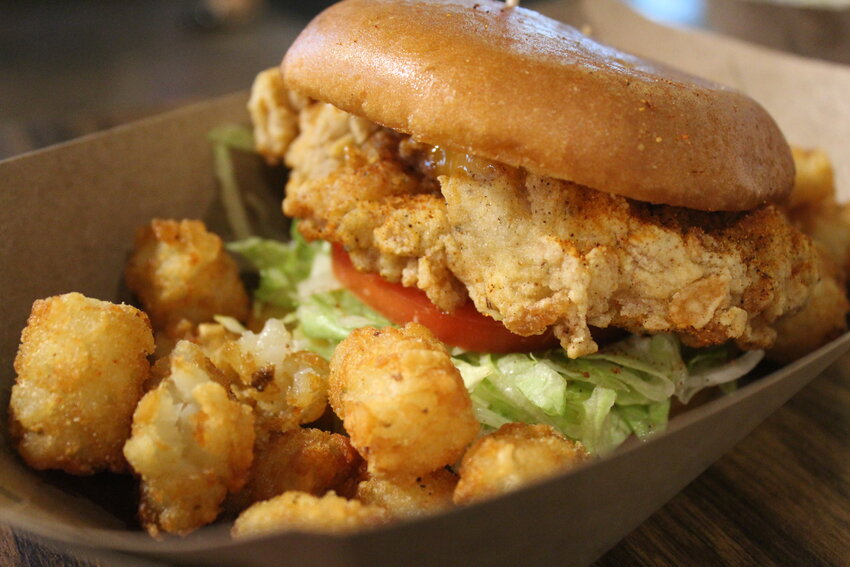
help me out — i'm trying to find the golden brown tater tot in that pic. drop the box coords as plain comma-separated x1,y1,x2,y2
329,323,480,478
232,491,387,537
123,341,255,536
125,219,249,334
10,293,154,475
454,423,590,505
356,467,458,519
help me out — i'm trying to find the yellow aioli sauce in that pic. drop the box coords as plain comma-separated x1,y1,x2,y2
420,144,506,181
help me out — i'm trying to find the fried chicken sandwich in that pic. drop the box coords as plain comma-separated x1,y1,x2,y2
239,0,848,453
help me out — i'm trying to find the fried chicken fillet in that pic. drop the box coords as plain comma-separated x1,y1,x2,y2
249,0,847,359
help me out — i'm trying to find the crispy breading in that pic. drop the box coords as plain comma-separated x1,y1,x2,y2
442,168,819,357
355,468,458,519
279,101,832,358
232,491,388,537
284,97,382,189
328,323,480,478
281,103,467,312
124,219,250,335
248,68,304,165
453,423,590,505
9,293,154,475
123,341,255,536
228,427,363,513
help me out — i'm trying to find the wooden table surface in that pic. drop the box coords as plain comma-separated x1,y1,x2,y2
2,114,850,567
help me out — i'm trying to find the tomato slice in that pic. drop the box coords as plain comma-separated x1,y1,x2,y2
331,244,558,353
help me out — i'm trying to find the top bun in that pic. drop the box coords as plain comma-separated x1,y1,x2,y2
282,0,794,211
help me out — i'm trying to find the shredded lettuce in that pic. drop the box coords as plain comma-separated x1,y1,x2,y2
454,334,759,454
210,124,257,240
226,224,320,311
453,346,673,455
229,235,764,456
228,228,391,357
680,348,762,403
291,290,393,359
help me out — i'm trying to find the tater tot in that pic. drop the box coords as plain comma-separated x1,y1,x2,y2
453,423,590,505
785,149,850,277
9,293,154,475
788,147,836,209
228,428,363,513
232,491,388,537
328,323,480,478
793,202,850,279
768,250,849,363
124,219,250,334
123,341,255,536
204,319,329,432
356,468,458,519
151,318,196,361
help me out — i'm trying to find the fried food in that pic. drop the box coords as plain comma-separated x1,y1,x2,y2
788,147,837,210
442,165,822,357
193,321,241,373
328,323,480,478
123,341,255,536
277,98,827,358
796,201,850,282
124,219,250,335
228,427,363,512
786,147,850,279
232,491,388,537
279,101,467,313
198,319,329,433
765,147,850,360
768,249,849,362
453,423,590,505
248,67,305,165
263,0,838,360
355,468,458,519
9,293,154,475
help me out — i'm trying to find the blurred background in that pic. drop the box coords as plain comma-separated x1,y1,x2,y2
1,0,848,160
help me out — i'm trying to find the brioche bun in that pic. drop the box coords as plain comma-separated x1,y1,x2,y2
282,0,794,211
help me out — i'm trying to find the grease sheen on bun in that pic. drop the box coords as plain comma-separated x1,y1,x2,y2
282,0,794,211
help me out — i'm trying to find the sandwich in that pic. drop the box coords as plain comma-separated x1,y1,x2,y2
235,0,848,454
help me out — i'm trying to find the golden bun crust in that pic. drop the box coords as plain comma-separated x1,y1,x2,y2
282,0,794,211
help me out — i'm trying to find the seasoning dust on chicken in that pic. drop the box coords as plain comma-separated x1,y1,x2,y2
9,293,154,475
